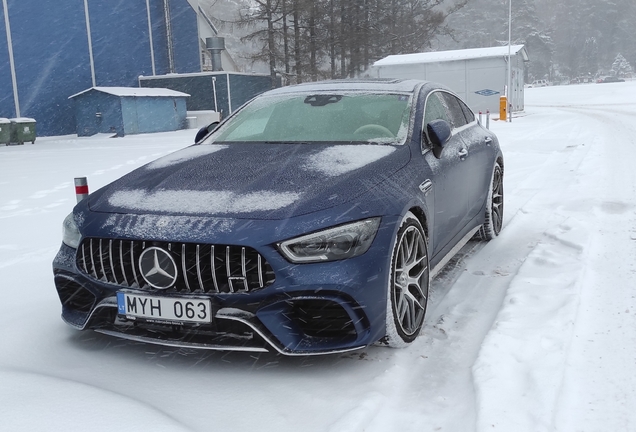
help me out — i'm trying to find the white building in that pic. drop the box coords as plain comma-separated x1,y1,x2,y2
371,45,529,115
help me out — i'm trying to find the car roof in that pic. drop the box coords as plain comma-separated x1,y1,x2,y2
265,78,427,95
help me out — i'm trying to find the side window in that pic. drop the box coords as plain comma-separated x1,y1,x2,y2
423,92,451,128
422,91,452,149
458,98,475,123
440,92,468,128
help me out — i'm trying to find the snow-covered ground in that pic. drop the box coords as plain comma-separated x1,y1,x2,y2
1,81,635,431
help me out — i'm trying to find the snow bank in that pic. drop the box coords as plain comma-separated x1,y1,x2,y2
473,219,590,431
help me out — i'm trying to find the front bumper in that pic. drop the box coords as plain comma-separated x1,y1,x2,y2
52,213,399,355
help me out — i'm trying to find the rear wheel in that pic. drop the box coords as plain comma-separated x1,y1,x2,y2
383,212,430,348
478,163,504,240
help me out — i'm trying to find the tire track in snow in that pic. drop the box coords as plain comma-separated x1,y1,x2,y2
336,100,611,431
473,220,590,432
473,98,636,432
548,101,636,432
328,183,583,431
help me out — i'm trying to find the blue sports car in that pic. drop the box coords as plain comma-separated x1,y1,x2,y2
53,79,504,355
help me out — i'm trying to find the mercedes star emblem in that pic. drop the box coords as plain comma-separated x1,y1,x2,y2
139,247,178,289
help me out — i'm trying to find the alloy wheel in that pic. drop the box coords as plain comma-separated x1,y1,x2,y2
392,224,429,337
491,166,504,235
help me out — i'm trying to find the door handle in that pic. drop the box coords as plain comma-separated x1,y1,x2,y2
419,179,433,195
458,148,468,158
484,137,492,144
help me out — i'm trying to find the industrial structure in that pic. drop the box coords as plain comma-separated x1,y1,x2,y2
0,0,238,136
70,87,190,137
372,45,529,114
140,72,276,121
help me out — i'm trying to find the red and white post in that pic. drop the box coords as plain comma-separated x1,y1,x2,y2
74,177,89,203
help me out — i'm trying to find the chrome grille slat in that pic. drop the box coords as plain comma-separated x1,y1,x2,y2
130,241,141,288
196,245,204,292
81,242,88,273
98,239,105,281
210,245,219,292
225,246,231,292
182,243,192,292
257,254,263,288
76,238,274,294
119,240,128,286
108,239,117,285
89,239,97,278
241,247,247,278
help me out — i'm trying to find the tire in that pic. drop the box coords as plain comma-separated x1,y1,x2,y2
478,163,504,240
383,212,430,348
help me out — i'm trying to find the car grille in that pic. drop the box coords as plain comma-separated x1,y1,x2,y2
76,238,275,293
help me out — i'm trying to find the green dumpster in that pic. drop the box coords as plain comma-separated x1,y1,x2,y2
0,118,10,145
10,118,37,145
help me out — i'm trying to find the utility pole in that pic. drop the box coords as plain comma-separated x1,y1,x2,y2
507,0,512,122
2,0,20,117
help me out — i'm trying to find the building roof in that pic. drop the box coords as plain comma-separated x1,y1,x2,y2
374,45,528,67
139,71,268,80
69,87,190,99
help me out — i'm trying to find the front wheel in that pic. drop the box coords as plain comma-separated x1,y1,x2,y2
383,212,430,348
478,163,504,240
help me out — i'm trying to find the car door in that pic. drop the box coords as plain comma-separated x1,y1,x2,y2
420,91,470,256
439,92,493,223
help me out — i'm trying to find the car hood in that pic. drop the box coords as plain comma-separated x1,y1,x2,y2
88,142,411,220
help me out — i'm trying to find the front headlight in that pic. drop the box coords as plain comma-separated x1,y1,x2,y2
62,213,81,248
278,217,381,263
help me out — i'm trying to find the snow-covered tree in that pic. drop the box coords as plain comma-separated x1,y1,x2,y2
221,0,467,83
611,53,633,77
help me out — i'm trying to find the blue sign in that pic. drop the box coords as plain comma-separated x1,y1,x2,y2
117,292,126,314
475,89,500,96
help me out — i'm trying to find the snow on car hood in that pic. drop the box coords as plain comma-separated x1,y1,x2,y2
88,142,410,219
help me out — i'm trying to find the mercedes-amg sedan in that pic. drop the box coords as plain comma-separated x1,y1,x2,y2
53,79,504,355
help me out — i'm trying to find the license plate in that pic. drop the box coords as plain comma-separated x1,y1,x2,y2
117,292,213,324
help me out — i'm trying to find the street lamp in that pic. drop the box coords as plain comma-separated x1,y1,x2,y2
507,0,512,122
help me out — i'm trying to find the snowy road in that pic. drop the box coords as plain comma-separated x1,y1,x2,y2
1,82,635,431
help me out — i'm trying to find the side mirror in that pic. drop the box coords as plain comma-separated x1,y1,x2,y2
194,121,220,143
426,119,452,158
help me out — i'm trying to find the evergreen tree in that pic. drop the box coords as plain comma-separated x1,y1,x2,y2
611,53,633,77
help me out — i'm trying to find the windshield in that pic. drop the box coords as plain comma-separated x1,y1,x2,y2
209,92,413,144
